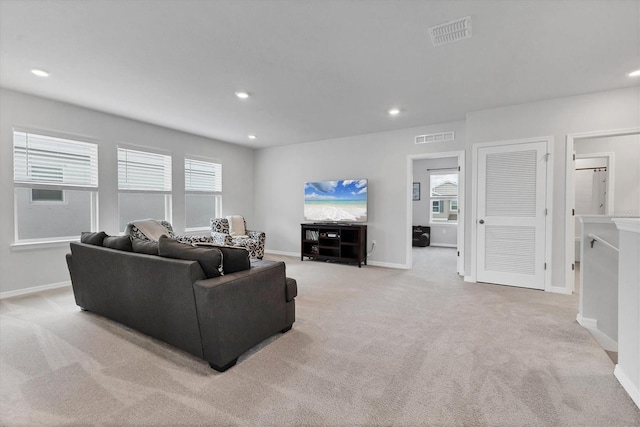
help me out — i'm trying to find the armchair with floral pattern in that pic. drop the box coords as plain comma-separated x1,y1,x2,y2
210,216,265,259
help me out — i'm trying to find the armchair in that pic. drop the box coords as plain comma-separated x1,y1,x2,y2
125,219,214,245
210,216,266,259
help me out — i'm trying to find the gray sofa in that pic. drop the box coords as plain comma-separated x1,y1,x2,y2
65,236,296,371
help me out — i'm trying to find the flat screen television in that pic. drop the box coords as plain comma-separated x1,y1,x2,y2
304,179,367,223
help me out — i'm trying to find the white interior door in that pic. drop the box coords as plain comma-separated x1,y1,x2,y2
476,141,547,290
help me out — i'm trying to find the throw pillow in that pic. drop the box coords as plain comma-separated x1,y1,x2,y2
158,236,223,278
131,237,159,255
194,243,250,274
103,235,133,252
80,231,107,246
218,245,251,273
226,215,247,237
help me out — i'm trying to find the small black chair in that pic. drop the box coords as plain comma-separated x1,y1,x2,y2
412,226,430,247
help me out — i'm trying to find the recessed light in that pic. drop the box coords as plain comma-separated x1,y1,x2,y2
235,91,250,99
388,108,400,116
31,68,49,77
248,134,256,139
629,70,640,77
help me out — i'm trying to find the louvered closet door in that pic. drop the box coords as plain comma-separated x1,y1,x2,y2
477,141,547,290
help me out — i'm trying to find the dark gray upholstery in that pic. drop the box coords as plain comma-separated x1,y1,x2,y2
81,231,107,246
102,235,133,251
66,241,295,371
158,236,223,278
194,243,251,274
131,237,159,255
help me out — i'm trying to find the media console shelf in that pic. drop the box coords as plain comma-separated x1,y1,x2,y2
301,223,367,267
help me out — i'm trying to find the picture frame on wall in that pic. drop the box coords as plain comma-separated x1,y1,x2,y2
412,182,420,201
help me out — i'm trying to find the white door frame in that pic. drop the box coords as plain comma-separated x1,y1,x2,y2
406,150,465,275
471,136,554,291
564,128,639,293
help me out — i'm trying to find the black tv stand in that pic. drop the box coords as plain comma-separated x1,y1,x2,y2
301,223,367,267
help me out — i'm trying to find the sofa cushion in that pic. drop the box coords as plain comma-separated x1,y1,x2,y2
218,245,251,274
103,235,133,252
81,231,107,246
194,244,250,274
159,236,223,278
131,237,159,255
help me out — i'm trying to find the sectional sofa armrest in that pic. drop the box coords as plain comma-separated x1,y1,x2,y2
192,260,291,371
210,231,233,246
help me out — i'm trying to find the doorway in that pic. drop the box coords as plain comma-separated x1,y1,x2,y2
565,129,640,293
407,151,465,275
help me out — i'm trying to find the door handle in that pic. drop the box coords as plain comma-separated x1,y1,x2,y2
479,219,485,224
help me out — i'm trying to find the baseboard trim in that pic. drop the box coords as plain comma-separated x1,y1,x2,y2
368,260,408,269
577,314,618,352
264,249,299,258
428,243,457,248
265,250,407,269
576,313,598,329
0,281,71,300
614,364,640,409
546,285,572,295
464,276,474,283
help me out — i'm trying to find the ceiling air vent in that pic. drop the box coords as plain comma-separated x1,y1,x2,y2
429,16,472,47
415,131,455,144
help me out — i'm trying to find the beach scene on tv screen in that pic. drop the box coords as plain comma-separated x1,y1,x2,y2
304,179,367,222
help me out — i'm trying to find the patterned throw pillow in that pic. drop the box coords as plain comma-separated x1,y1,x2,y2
210,218,229,234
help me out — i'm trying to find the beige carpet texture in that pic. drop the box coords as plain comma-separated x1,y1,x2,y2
1,247,639,426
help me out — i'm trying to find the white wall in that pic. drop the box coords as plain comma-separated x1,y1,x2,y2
466,86,640,289
254,121,466,267
412,157,458,246
3,86,638,293
0,89,255,295
256,86,639,287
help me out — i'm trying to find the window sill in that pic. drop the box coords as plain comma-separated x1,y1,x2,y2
11,238,79,251
184,227,211,234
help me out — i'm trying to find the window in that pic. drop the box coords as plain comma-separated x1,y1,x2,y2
184,158,222,230
118,147,172,231
429,170,458,223
31,189,65,203
13,130,98,242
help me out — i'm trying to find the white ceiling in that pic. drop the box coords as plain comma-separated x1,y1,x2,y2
1,0,638,148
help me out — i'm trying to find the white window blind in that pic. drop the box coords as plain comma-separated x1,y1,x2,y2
13,131,98,190
185,158,222,192
118,147,171,192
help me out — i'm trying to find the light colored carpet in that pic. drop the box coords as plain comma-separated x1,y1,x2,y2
1,247,638,426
